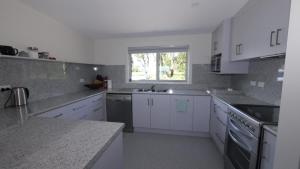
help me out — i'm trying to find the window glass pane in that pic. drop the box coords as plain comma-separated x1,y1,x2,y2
131,53,157,81
159,52,187,81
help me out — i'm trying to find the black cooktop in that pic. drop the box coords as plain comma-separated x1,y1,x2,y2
232,104,280,123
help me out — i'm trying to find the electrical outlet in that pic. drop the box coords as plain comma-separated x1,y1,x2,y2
0,85,12,91
79,78,85,83
277,77,284,82
250,81,257,86
258,82,265,88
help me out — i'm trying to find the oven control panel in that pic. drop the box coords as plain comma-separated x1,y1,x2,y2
227,111,260,138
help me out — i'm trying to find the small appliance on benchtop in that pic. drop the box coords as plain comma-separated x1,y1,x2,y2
4,87,30,108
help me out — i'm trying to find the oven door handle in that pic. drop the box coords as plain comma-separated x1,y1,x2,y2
228,130,252,152
229,119,254,139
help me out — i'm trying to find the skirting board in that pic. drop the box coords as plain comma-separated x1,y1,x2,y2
134,127,210,137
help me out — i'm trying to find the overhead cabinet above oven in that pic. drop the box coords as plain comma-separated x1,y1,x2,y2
231,0,291,61
211,18,249,74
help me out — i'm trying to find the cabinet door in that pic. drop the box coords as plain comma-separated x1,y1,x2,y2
260,130,277,169
193,96,211,132
87,94,106,121
150,95,171,130
171,96,193,131
231,0,290,61
132,94,151,128
255,0,290,57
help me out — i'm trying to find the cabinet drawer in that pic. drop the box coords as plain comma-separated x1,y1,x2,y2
214,131,225,155
215,120,227,143
213,98,228,112
215,105,228,125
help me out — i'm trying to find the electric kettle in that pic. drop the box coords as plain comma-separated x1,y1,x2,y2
4,87,30,107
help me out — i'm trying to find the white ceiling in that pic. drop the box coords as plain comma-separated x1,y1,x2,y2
19,0,248,39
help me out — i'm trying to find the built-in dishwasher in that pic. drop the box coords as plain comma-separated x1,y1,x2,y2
107,94,133,132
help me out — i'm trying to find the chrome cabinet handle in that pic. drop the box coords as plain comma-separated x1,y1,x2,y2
276,28,282,45
73,105,86,111
54,113,63,118
236,44,242,55
147,98,150,106
239,44,242,55
236,44,239,55
151,98,154,106
270,31,276,47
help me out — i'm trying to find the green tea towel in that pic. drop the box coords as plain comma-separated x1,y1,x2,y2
176,99,187,112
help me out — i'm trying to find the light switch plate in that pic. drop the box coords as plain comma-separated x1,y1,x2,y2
250,81,257,86
258,82,265,88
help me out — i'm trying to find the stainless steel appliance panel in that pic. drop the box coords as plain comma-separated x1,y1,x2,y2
107,94,133,132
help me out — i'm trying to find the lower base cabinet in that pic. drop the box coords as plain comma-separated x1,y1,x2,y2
210,97,229,155
91,133,123,169
37,93,106,121
132,94,211,134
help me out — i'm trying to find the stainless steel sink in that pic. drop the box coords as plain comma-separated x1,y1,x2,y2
135,89,169,93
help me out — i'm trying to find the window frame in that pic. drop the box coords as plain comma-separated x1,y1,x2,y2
127,46,190,84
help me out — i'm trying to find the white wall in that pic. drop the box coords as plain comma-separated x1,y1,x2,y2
273,0,300,168
0,0,94,64
94,34,212,65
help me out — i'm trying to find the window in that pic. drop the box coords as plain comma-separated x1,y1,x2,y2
129,46,189,82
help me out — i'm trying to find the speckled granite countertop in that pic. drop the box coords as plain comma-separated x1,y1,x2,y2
0,117,124,169
107,88,209,96
0,89,106,119
264,125,278,135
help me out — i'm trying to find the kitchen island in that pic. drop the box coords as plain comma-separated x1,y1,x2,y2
0,114,124,169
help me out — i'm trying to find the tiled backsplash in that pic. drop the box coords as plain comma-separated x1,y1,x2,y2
0,57,285,108
231,57,285,105
0,58,101,108
100,64,232,90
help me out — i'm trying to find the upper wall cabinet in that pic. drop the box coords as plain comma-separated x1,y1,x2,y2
211,19,249,74
231,0,291,61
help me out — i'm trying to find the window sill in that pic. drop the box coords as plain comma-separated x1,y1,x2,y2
127,81,191,85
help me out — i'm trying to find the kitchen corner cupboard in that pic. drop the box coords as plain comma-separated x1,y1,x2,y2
132,94,211,133
231,0,291,61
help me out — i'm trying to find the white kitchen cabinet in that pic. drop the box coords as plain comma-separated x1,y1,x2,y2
37,93,106,121
132,94,171,130
150,95,171,130
260,129,277,169
171,96,194,131
212,19,249,74
132,94,212,134
231,0,290,61
91,132,123,169
132,94,151,128
193,96,211,132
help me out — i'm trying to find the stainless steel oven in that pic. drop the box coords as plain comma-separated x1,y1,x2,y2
225,104,280,169
225,117,259,169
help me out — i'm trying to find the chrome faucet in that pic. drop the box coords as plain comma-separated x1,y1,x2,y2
150,85,156,91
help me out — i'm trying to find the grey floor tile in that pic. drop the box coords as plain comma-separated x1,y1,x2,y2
123,132,224,169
